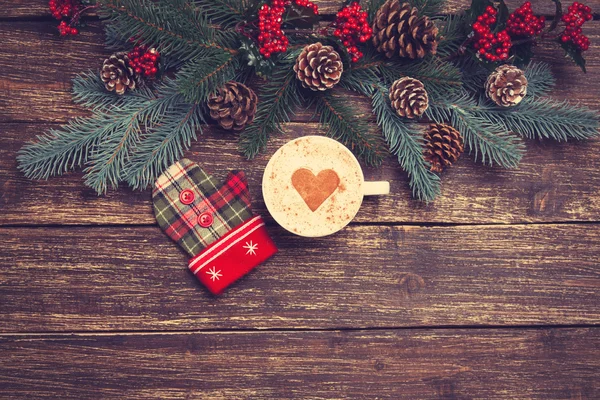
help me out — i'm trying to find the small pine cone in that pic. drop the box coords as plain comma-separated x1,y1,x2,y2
294,42,343,91
372,0,438,59
100,52,136,95
207,81,258,132
485,65,528,107
424,123,464,173
389,77,429,119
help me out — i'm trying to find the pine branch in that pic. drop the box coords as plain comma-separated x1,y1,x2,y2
340,51,382,97
479,97,600,141
409,0,446,15
379,58,463,100
524,62,555,98
372,85,441,202
316,92,387,167
195,0,251,29
239,49,304,158
18,80,196,194
97,0,239,60
71,70,127,110
436,13,468,58
124,94,206,189
176,51,238,104
426,93,525,168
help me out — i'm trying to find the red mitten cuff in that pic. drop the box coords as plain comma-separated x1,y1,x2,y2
188,216,277,295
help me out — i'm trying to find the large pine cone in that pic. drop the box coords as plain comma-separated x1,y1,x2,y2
485,65,528,107
207,81,258,132
389,77,429,119
372,0,438,59
424,123,464,173
100,52,136,95
294,42,343,91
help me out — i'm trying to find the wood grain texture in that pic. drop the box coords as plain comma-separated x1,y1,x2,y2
3,122,600,225
1,328,598,399
1,21,599,123
1,224,599,332
0,0,598,17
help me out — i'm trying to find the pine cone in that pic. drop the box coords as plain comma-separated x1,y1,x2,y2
424,123,464,173
100,52,136,95
389,77,429,119
207,81,258,132
294,42,343,91
372,0,438,59
485,65,528,107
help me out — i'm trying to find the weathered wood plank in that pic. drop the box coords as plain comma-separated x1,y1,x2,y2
0,328,598,399
0,20,599,123
1,224,599,332
0,0,598,18
2,122,600,225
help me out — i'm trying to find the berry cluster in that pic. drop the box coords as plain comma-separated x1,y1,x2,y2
472,6,512,62
127,46,160,78
49,0,81,36
58,20,78,36
506,2,546,37
48,0,78,20
560,2,593,51
332,2,372,62
258,0,318,58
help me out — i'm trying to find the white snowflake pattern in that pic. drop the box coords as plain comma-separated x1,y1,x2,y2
206,266,222,281
243,240,258,256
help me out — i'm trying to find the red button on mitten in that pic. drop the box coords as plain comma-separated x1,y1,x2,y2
153,159,277,295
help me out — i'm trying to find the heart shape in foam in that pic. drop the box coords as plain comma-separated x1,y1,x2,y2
291,168,340,212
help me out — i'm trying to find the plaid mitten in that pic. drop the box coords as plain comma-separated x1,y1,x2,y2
153,159,277,295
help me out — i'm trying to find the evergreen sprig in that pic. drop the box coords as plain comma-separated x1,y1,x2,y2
239,49,304,158
316,92,387,166
97,0,239,60
427,92,525,168
372,86,441,202
18,77,198,194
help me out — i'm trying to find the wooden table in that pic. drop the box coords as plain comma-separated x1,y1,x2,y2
1,1,599,398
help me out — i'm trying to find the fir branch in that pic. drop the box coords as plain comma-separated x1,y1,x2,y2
18,80,196,194
524,62,555,98
71,70,127,110
125,99,205,189
316,92,387,167
372,86,441,202
195,0,250,29
426,93,525,168
480,97,600,141
340,52,382,97
176,51,238,104
436,13,468,58
409,0,446,15
97,0,239,60
239,49,304,158
379,58,463,100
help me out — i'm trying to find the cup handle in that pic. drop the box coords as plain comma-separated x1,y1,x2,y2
363,181,390,196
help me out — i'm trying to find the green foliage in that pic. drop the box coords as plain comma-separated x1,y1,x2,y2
18,76,200,194
239,49,304,159
560,40,587,73
435,14,468,58
379,57,463,100
97,0,239,60
409,0,446,16
480,97,600,141
426,92,525,168
372,86,441,202
523,62,555,98
316,92,387,167
175,50,238,104
195,0,252,29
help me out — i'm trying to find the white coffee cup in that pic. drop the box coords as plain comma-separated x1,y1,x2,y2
262,136,389,237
